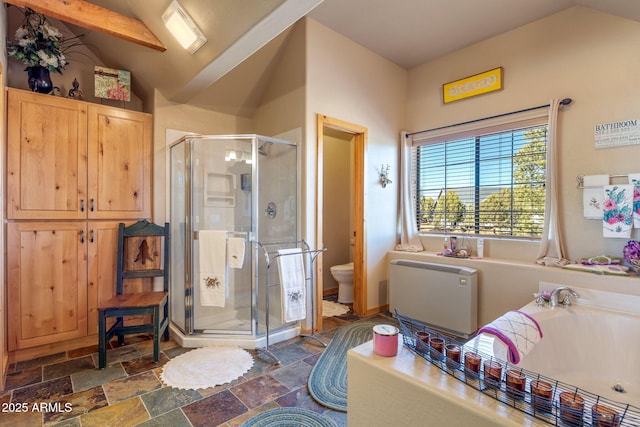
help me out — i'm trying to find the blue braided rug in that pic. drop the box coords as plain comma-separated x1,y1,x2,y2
240,407,338,427
307,321,380,412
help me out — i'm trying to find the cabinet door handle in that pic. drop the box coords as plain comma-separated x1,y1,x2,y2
80,199,85,212
90,230,94,243
80,230,85,243
90,199,95,212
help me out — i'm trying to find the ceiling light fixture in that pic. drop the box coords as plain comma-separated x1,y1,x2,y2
162,0,207,54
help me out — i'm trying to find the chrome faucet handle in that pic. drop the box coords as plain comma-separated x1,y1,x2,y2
550,286,580,307
534,293,546,306
561,289,579,306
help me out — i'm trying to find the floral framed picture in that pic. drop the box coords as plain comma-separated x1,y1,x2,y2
94,66,131,101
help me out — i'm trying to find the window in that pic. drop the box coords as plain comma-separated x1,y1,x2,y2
415,123,548,238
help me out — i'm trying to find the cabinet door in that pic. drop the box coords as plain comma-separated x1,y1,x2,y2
86,221,120,335
7,222,88,350
6,89,88,220
87,105,152,219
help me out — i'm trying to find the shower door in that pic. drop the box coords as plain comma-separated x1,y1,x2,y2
192,136,254,333
170,136,254,335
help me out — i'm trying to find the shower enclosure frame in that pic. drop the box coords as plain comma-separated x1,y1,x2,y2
168,134,303,349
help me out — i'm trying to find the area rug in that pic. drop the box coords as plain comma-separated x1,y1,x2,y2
240,407,339,427
160,345,253,389
322,300,350,317
308,321,380,412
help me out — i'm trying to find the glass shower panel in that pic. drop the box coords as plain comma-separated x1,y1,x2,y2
169,140,187,333
256,137,298,335
192,137,253,333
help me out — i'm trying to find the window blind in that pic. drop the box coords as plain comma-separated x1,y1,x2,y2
415,122,548,238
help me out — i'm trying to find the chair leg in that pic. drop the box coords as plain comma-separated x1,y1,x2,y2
98,312,107,369
153,306,160,363
163,301,170,341
117,316,125,347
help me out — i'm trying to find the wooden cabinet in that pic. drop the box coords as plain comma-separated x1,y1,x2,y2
87,105,151,219
6,90,87,220
6,89,152,220
7,222,88,350
5,88,153,351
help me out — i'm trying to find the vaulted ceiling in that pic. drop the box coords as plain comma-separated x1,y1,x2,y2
6,0,640,115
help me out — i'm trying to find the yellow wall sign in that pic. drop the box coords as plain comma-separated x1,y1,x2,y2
443,67,503,104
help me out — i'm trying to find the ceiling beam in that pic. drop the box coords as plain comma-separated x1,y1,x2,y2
4,0,166,52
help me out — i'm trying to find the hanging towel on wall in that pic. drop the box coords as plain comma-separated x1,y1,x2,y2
277,248,306,322
227,237,246,269
582,175,609,219
199,230,227,307
603,184,633,238
477,310,543,364
628,174,640,228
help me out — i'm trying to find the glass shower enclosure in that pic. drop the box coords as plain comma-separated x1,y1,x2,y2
169,134,300,347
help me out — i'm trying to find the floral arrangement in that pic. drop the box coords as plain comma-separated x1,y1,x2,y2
623,240,640,271
6,8,82,74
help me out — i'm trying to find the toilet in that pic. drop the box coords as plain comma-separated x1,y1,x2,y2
330,262,354,303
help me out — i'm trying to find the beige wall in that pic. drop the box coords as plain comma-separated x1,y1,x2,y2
305,18,408,312
254,23,307,138
407,6,640,262
0,1,7,390
152,89,254,224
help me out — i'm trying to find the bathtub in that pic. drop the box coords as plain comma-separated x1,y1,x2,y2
465,284,640,423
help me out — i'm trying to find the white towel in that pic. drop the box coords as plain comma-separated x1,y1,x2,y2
477,310,543,364
628,174,640,228
277,248,306,322
582,174,609,219
227,237,245,269
199,230,227,307
603,184,633,238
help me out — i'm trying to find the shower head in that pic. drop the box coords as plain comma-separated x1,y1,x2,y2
258,141,272,156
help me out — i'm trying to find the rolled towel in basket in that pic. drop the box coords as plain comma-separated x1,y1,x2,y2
477,310,543,364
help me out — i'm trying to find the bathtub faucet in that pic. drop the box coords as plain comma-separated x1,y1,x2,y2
549,286,580,307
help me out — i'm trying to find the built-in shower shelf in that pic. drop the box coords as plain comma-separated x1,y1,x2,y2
205,172,236,207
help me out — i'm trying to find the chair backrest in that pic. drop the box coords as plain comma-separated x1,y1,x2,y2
116,220,170,296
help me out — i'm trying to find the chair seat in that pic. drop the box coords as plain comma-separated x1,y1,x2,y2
99,291,168,311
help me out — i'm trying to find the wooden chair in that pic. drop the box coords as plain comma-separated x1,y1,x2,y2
98,220,170,369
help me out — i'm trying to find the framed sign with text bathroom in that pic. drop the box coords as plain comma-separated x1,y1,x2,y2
443,67,503,104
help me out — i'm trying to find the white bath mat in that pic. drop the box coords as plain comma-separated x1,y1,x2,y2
160,345,253,390
322,300,350,317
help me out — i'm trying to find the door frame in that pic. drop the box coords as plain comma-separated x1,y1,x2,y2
315,114,367,332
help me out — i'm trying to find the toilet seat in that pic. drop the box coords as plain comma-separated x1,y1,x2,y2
330,262,353,272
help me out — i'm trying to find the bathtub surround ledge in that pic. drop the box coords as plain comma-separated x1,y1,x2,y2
347,338,546,426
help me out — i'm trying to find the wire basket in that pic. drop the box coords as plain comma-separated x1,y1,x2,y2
395,310,640,426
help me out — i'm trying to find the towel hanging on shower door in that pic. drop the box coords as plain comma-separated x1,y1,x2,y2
199,230,227,307
227,237,245,269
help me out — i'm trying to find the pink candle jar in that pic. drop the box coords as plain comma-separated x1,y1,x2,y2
373,324,399,357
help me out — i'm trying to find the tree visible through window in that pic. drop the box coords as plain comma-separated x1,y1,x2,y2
415,124,547,238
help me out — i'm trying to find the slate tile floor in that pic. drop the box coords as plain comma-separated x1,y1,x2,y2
1,302,394,427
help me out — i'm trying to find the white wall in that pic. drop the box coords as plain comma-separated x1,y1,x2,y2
407,6,640,262
305,18,407,312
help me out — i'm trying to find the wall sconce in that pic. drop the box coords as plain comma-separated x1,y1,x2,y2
377,164,392,188
162,0,207,54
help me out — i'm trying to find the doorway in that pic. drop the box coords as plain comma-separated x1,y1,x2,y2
315,114,367,332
